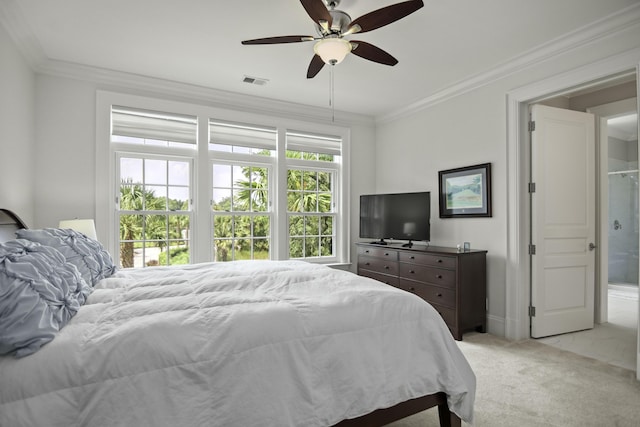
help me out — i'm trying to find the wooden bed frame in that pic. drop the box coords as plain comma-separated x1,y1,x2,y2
333,393,461,427
0,208,28,242
0,208,462,427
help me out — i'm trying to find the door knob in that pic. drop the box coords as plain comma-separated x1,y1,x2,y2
588,243,596,251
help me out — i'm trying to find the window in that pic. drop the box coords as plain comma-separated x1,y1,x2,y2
212,163,271,261
286,131,340,259
210,120,275,262
116,155,192,268
112,106,195,268
100,92,349,267
287,169,335,258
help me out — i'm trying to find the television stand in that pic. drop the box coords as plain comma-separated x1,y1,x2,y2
402,240,414,248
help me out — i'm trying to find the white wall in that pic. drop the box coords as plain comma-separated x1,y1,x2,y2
375,84,508,331
34,76,97,227
0,23,36,225
347,124,376,267
374,18,640,335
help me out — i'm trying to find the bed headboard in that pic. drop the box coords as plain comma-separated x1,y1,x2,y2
0,209,28,243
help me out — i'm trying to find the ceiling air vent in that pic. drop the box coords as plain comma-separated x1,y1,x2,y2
243,76,269,86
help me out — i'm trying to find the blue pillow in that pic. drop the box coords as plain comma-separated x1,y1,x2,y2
0,239,91,358
16,228,117,287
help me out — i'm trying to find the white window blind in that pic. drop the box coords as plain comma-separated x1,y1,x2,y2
112,106,197,145
209,120,277,151
286,130,341,156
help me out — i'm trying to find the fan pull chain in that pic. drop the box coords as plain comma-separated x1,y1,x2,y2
330,65,335,122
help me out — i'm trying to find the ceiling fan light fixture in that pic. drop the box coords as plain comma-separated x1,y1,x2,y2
314,38,352,65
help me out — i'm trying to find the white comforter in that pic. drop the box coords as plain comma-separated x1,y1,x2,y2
0,260,475,426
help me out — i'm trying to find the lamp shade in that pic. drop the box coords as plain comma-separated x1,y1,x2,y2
59,219,97,240
314,38,352,65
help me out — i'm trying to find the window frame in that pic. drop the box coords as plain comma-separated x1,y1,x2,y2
285,161,339,262
211,158,275,262
96,91,350,266
115,152,194,268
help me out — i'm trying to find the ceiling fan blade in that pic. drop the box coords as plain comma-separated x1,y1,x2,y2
350,41,398,66
307,54,326,78
300,0,333,29
242,35,315,45
347,0,424,34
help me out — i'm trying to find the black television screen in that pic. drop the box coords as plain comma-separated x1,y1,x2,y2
359,191,431,246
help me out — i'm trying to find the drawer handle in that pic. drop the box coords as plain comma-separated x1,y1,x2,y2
365,250,370,253
384,252,390,256
437,259,443,263
365,262,370,266
409,270,415,274
410,256,415,260
436,274,443,279
437,293,443,297
384,265,390,270
410,287,416,291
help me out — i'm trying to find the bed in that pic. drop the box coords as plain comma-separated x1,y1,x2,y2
0,208,475,427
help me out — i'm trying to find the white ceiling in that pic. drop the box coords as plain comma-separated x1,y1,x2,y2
609,113,639,141
3,0,640,118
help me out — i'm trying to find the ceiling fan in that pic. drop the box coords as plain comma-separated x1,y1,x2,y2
241,0,424,79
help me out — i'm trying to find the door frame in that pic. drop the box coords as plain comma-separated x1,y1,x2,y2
505,48,640,344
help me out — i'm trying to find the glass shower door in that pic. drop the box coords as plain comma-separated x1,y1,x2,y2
608,170,639,286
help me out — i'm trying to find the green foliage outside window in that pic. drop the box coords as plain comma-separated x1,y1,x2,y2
212,164,271,261
212,161,334,261
286,167,333,258
119,180,190,268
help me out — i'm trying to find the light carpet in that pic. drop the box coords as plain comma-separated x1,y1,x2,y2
387,333,640,427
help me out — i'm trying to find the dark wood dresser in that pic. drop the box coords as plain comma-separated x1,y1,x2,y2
356,242,487,340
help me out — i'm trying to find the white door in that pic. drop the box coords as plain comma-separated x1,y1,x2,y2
530,104,596,338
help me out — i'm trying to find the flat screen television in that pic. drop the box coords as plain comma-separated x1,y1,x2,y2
359,191,431,247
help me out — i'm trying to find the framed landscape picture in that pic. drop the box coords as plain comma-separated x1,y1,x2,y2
438,163,492,218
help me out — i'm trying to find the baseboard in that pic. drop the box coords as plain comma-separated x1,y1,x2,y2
487,314,506,338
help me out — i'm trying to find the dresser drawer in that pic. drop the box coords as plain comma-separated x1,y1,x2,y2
399,279,455,309
430,303,456,328
358,255,399,276
356,243,487,341
360,270,400,287
357,245,399,261
399,252,456,269
398,263,456,288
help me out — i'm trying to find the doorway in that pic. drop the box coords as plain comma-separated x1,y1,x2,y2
588,98,639,325
606,113,639,290
536,101,638,371
505,50,640,379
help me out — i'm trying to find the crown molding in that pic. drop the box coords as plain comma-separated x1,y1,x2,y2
377,2,640,124
0,0,46,68
40,60,375,127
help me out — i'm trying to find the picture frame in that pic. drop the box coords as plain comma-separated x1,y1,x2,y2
438,163,492,218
